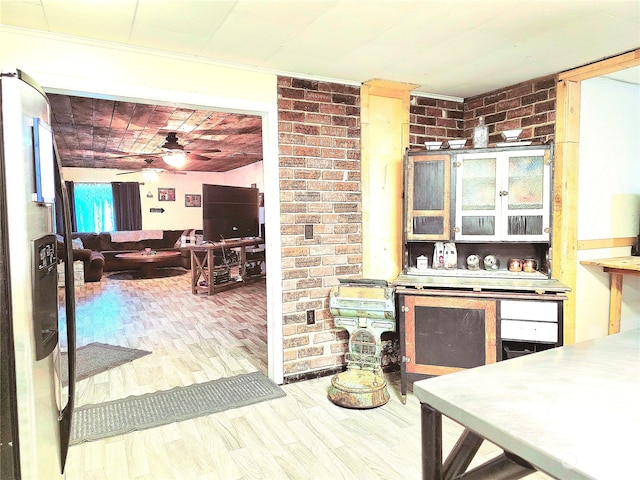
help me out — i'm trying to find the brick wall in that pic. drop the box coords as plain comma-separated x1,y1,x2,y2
464,74,556,145
277,76,361,379
409,74,556,149
409,96,465,148
276,74,558,381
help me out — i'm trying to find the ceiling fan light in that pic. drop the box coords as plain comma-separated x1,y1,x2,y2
162,152,186,168
141,170,159,182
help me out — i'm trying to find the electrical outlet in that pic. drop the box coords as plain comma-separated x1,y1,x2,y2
304,224,314,239
306,309,315,325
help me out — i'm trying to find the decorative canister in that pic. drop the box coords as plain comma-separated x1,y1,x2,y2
416,255,429,270
466,254,480,270
433,242,445,269
484,255,499,271
444,242,457,269
523,258,538,272
508,258,523,272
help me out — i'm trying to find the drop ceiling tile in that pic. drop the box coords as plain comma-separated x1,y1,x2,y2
0,0,49,30
41,0,137,43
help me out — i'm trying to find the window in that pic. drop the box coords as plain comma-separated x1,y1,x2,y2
73,183,115,233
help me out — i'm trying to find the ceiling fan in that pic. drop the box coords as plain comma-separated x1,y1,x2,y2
116,158,187,179
114,132,222,167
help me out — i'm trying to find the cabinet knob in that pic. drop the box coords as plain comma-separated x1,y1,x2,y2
454,227,460,233
401,356,411,364
544,227,550,233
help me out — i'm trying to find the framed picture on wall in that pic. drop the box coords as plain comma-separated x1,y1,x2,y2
185,194,201,207
158,188,175,201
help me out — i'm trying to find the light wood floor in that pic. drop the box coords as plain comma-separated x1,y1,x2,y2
62,268,551,480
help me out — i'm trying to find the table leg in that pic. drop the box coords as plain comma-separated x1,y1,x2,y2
191,250,204,294
443,429,483,479
421,403,443,480
458,453,534,480
608,272,623,335
207,248,214,295
138,263,155,278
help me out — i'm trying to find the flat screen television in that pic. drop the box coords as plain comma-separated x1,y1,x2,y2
202,184,259,241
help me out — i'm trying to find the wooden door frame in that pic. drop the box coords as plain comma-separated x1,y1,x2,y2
553,49,640,344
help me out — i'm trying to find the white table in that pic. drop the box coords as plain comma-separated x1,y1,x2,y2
413,329,640,479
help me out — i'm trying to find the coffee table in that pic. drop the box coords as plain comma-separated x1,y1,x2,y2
114,251,181,278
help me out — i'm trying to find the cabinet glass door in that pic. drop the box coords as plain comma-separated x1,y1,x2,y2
502,150,550,241
455,154,500,240
405,154,450,240
455,148,550,242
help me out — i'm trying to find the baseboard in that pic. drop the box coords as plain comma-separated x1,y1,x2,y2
282,362,400,385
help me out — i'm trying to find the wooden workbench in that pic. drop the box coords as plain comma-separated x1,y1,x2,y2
580,256,640,334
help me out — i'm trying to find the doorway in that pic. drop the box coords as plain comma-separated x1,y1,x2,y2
46,88,283,383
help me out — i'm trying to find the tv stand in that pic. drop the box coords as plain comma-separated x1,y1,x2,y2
188,238,264,295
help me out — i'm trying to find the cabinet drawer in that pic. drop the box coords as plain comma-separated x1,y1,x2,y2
501,320,558,342
501,300,558,322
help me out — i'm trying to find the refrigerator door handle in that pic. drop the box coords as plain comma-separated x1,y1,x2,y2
54,141,76,473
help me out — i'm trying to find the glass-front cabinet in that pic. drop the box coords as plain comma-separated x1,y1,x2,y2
396,143,568,393
405,153,451,241
455,148,550,242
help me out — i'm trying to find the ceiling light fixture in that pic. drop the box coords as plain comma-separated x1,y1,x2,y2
162,152,186,168
141,170,159,182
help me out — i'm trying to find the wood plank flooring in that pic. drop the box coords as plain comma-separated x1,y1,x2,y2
62,268,551,479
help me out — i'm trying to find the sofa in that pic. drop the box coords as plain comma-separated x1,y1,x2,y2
56,235,105,283
71,230,196,272
66,230,200,279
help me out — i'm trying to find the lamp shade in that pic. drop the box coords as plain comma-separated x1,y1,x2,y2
162,152,186,168
141,170,159,182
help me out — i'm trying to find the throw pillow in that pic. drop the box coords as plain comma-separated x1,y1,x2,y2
179,229,196,247
71,238,84,250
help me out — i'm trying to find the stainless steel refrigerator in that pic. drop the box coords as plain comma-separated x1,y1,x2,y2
0,70,76,478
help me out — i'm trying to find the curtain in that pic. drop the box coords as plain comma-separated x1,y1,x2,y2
66,181,76,232
112,182,142,231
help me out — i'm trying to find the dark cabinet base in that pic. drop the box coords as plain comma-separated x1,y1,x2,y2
397,288,564,403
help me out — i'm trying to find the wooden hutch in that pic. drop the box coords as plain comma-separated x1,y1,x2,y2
394,142,570,402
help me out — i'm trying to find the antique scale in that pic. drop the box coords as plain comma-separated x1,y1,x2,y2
328,279,396,408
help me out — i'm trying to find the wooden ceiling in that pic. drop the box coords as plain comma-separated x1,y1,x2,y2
49,94,263,173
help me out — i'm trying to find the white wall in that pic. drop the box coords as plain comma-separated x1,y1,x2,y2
62,166,263,231
576,77,640,341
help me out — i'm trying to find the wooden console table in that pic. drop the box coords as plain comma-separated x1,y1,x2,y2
580,256,640,334
187,238,264,295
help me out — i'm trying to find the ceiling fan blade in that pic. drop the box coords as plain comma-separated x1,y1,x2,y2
186,153,217,162
110,152,160,160
186,149,221,155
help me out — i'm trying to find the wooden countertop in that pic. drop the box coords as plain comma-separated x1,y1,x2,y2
580,255,639,334
394,272,570,294
580,255,640,275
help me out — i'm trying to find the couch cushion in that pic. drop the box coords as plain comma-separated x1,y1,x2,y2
73,232,101,251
